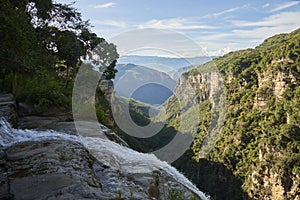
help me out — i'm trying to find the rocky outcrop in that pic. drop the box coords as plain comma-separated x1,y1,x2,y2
175,72,223,109
0,140,106,199
0,118,207,200
99,79,115,101
254,66,296,110
246,145,300,200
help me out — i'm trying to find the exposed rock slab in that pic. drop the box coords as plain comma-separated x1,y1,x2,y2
0,118,206,200
0,139,203,200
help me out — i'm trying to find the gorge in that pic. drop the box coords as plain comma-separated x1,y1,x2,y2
102,28,300,200
1,0,299,198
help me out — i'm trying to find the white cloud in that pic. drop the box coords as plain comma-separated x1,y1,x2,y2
91,3,299,58
94,2,116,9
230,12,300,28
215,12,300,43
109,29,209,58
213,7,241,17
197,33,232,41
92,20,126,28
211,5,248,17
231,24,298,40
195,11,300,56
262,3,270,8
270,1,299,13
197,40,248,55
138,18,217,30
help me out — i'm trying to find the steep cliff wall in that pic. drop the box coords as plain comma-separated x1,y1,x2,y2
98,79,115,101
165,28,300,200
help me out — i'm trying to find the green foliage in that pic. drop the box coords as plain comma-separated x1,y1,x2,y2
95,102,110,125
14,72,71,109
0,0,118,112
103,60,118,80
111,190,125,200
191,28,300,196
167,189,198,200
93,28,300,200
95,88,113,127
157,28,300,199
167,189,185,200
59,153,67,161
102,96,179,153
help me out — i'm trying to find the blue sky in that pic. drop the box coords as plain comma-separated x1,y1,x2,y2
57,0,300,57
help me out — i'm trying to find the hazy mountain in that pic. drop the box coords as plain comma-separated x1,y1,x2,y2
117,55,213,74
114,64,176,105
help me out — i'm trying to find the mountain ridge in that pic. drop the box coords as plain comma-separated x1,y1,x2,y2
114,63,176,105
117,55,213,73
164,28,300,200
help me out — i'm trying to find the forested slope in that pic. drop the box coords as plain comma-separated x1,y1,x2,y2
169,28,300,200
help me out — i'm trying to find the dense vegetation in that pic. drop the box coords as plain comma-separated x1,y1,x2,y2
0,0,118,111
169,28,300,199
106,29,300,199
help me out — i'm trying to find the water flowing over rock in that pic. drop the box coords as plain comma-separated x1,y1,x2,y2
0,117,15,146
0,94,17,126
0,118,209,199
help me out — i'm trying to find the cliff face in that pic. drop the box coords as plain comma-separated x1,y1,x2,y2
98,79,115,101
253,63,297,110
164,28,300,199
176,71,222,104
247,144,299,200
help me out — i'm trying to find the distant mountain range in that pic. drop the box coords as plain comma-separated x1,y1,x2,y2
114,64,176,105
114,56,213,104
117,55,213,74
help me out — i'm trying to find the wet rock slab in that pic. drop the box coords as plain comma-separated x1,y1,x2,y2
0,116,205,199
0,139,203,199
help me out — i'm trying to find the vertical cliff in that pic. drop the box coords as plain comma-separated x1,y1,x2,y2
163,28,300,199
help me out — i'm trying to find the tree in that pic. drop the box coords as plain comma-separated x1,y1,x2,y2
0,0,118,95
0,0,54,93
103,60,118,80
87,40,119,79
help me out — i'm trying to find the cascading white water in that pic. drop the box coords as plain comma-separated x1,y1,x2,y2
0,118,210,200
83,137,210,199
0,117,16,146
0,117,80,147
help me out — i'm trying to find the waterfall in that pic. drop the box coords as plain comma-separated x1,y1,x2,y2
0,117,15,146
0,118,210,200
0,117,79,147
